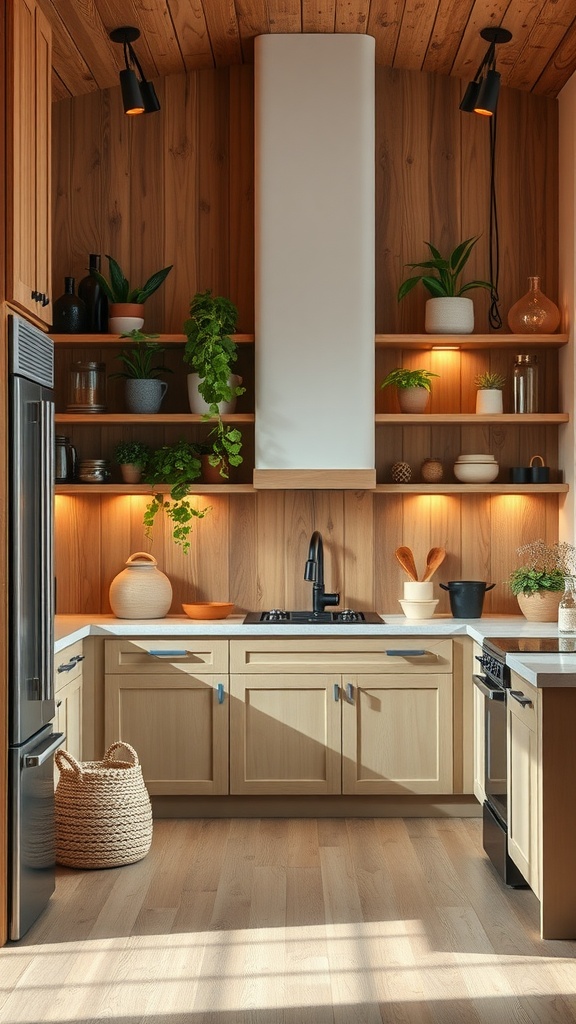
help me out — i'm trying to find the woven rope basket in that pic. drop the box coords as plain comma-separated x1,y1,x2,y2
55,741,153,869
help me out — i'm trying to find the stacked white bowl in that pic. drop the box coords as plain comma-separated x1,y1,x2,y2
453,453,499,483
399,581,438,619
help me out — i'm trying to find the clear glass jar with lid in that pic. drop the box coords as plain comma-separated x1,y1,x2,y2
67,361,106,412
513,354,538,413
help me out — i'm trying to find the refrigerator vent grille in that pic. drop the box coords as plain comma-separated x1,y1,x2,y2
10,316,54,388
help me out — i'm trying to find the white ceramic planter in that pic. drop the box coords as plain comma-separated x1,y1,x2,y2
187,373,242,415
425,296,474,334
476,388,503,414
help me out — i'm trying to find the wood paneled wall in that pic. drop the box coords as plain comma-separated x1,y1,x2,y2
51,65,561,616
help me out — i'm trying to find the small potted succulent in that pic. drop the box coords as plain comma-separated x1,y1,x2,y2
90,255,173,332
508,540,576,621
380,367,439,413
113,440,151,484
111,330,171,413
474,370,506,414
398,236,492,334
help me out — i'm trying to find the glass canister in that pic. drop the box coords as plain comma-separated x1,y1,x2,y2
67,361,106,412
507,276,560,334
513,354,538,413
559,577,576,634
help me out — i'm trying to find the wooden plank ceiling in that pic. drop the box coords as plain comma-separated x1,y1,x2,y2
40,0,576,103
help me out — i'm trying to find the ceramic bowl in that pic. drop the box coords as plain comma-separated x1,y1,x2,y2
182,601,234,619
455,454,495,463
399,598,439,619
453,462,499,483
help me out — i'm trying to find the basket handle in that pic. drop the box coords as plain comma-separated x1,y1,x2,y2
55,749,84,775
103,741,140,766
530,454,545,468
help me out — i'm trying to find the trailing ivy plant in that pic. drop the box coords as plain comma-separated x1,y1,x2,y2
183,290,245,477
143,440,210,552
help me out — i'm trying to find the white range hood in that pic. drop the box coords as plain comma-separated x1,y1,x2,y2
254,34,376,488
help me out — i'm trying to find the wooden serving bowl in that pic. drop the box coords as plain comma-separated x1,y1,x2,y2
182,602,234,619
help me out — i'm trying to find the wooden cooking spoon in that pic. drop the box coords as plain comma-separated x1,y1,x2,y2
421,546,446,582
395,546,419,581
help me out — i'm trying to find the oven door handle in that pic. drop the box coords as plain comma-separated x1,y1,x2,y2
473,674,506,701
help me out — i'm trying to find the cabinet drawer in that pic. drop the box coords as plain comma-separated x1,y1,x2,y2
54,640,84,690
230,637,452,673
105,639,229,675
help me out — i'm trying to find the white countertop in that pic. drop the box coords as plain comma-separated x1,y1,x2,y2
54,613,576,686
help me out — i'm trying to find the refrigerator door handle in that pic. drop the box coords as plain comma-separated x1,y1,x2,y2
39,399,55,702
23,731,65,768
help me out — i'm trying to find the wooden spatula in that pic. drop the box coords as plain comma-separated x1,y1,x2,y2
421,546,446,582
395,546,419,581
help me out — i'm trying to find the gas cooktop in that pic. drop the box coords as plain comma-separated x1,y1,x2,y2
244,609,383,625
485,636,576,655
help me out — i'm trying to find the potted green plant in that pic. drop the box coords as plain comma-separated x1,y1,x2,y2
111,330,172,413
474,370,506,414
143,440,210,552
380,367,439,413
90,255,173,332
508,540,576,621
113,440,151,484
398,236,492,334
183,290,245,477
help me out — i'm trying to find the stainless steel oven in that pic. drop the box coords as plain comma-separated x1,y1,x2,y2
474,639,527,887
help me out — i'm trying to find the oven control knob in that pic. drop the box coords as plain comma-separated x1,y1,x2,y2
268,608,283,620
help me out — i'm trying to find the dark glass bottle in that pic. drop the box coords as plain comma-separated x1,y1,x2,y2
51,277,87,333
78,254,108,333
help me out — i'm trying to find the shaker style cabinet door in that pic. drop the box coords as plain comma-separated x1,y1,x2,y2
229,674,341,795
6,0,52,326
507,681,539,897
342,674,454,795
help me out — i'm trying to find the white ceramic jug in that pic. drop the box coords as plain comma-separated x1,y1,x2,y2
109,552,173,619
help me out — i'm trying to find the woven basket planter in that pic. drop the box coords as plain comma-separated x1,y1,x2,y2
516,590,562,622
55,741,153,869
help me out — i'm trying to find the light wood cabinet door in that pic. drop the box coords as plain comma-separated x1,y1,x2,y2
342,674,453,795
507,680,539,897
105,674,229,796
54,674,82,765
230,674,341,795
6,0,52,325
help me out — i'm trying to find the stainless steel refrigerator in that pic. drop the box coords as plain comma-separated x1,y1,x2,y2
8,313,64,940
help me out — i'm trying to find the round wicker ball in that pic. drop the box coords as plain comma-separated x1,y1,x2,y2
421,457,444,483
391,461,412,483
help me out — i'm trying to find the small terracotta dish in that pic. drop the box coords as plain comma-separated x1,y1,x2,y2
182,602,234,619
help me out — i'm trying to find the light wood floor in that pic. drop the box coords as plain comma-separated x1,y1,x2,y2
2,817,576,1023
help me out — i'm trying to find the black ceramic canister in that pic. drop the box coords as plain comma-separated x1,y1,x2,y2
52,277,87,333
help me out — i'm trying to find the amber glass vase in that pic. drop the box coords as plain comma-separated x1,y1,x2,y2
507,276,560,333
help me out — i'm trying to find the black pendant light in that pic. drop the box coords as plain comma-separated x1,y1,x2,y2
110,27,160,116
459,27,512,117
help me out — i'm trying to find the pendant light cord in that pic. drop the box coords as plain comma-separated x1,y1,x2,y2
488,112,503,329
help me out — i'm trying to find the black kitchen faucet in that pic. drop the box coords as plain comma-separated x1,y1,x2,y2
304,530,340,614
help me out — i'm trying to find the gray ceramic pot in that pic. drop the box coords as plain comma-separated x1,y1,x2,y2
125,379,167,414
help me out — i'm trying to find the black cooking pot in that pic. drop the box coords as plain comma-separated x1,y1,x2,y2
439,580,496,618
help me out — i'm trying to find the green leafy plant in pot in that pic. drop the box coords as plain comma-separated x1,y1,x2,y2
143,440,210,553
474,370,506,414
113,440,151,484
111,330,172,413
508,539,576,622
90,255,173,332
398,236,492,334
183,290,245,478
380,367,439,413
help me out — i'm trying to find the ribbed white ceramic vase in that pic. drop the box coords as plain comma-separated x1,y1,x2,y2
475,389,503,414
425,297,474,334
109,552,173,619
187,373,242,415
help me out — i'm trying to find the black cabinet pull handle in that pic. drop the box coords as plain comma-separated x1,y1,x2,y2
509,689,534,708
31,290,39,301
385,649,427,657
41,293,50,307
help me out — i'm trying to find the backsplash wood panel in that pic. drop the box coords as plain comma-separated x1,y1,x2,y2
51,63,561,618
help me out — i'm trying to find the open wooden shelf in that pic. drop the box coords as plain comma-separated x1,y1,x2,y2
375,333,569,349
55,483,257,495
372,483,568,494
50,332,254,346
375,413,569,424
55,412,254,425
